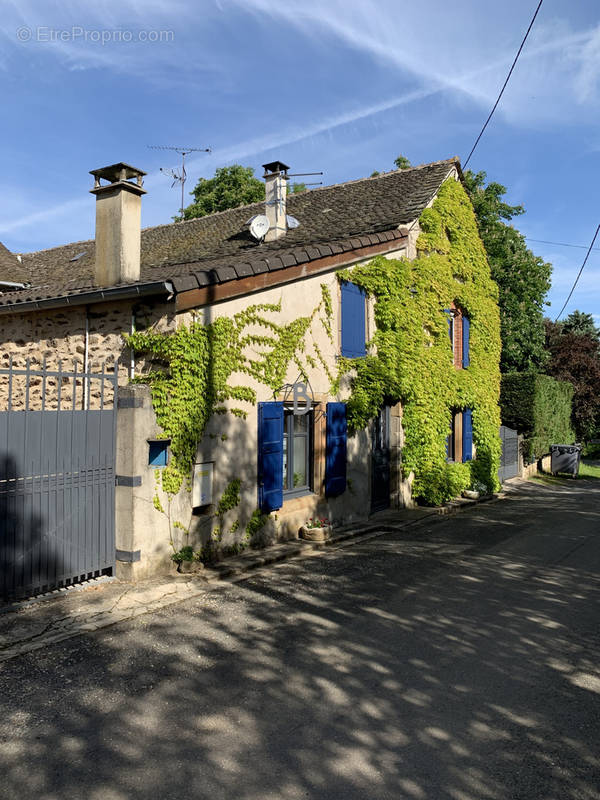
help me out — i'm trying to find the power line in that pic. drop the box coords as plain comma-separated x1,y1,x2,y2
553,222,600,321
463,0,544,169
526,237,600,252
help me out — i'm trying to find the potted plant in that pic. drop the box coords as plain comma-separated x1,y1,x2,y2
299,517,332,542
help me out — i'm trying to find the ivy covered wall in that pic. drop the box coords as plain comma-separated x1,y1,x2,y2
338,177,502,504
127,174,501,545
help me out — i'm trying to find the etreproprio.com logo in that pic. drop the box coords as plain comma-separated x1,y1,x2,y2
16,26,174,44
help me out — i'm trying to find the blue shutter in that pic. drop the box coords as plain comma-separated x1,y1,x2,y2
443,309,453,343
341,282,366,358
325,402,347,496
462,409,473,462
258,402,284,512
462,316,470,368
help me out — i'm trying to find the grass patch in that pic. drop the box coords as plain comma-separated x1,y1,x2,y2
579,461,600,479
529,460,600,484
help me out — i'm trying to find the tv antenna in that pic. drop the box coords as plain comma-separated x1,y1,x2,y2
148,145,211,220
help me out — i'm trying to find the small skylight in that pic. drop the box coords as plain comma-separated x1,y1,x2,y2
286,215,300,229
69,251,86,262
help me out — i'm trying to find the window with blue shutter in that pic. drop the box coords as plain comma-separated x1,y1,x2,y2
462,409,473,462
325,402,347,496
258,402,284,512
341,282,366,357
462,315,470,368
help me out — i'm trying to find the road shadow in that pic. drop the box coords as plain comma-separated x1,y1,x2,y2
0,478,599,799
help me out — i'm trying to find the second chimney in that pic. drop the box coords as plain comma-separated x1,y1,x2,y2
263,161,289,241
90,163,147,286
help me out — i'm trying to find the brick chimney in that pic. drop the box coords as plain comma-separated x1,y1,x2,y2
262,161,289,241
90,163,147,286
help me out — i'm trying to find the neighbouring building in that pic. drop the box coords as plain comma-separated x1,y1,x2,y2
0,157,501,599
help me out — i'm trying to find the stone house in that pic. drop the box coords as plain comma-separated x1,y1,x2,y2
0,157,500,597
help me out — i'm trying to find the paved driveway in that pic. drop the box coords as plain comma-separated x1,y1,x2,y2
0,478,599,799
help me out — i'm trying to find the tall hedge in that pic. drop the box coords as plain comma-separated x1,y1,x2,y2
500,373,574,461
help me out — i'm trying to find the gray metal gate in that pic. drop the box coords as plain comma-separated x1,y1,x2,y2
499,425,519,483
0,360,117,602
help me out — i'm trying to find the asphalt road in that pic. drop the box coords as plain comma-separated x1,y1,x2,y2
0,477,599,800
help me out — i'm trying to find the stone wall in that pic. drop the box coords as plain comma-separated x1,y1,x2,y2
0,299,173,410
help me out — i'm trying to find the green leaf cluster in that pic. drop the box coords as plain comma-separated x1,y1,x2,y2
500,372,575,461
126,289,333,498
463,170,552,373
182,165,265,220
339,178,502,503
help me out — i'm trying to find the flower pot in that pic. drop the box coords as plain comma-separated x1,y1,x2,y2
300,525,332,542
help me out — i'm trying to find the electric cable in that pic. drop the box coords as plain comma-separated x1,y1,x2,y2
463,0,544,169
553,222,600,321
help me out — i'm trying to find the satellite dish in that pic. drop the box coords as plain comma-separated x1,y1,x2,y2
249,214,270,241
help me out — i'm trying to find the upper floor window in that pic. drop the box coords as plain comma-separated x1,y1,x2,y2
341,281,366,358
445,305,470,368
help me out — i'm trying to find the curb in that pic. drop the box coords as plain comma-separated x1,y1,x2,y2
0,483,516,663
200,486,514,583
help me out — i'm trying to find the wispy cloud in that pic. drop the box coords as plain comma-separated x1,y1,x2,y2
229,0,600,125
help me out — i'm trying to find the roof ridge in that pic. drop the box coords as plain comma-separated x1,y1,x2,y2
140,198,266,235
19,157,460,255
287,156,460,197
21,237,94,258
141,158,460,235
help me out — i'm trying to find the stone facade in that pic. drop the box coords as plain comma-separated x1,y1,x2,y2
0,299,174,410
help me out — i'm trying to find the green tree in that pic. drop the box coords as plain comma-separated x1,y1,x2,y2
544,319,600,440
394,155,411,170
561,310,600,342
183,165,265,220
463,170,552,373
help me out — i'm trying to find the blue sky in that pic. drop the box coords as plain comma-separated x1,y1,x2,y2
1,0,599,323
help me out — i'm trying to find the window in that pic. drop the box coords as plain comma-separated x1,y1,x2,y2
446,409,473,463
445,306,470,368
341,281,366,357
148,439,169,467
258,401,347,511
283,410,312,495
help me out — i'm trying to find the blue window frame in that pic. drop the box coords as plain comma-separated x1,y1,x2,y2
341,282,366,358
149,440,169,467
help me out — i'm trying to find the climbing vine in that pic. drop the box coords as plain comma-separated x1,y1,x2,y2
338,177,502,504
125,288,334,500
128,176,501,519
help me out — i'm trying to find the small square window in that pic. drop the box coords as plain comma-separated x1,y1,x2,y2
149,440,169,467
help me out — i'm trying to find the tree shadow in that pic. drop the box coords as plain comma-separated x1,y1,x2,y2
0,454,59,602
0,457,599,799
